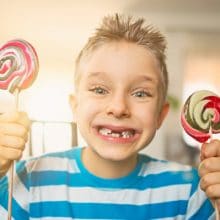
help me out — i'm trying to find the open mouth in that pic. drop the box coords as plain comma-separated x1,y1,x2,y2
98,127,136,139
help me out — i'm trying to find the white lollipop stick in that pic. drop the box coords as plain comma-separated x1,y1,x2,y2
7,89,19,220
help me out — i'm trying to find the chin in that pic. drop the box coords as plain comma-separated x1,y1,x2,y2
95,146,136,162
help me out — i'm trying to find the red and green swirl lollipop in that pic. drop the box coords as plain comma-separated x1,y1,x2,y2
0,39,39,93
181,90,220,143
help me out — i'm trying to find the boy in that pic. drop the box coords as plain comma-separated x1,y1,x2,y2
0,13,220,219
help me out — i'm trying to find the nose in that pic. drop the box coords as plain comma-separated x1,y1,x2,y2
106,92,130,118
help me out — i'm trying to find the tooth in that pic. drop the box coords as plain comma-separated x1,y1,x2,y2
122,134,129,138
99,128,134,138
122,131,132,138
99,128,112,136
111,133,120,138
123,134,128,138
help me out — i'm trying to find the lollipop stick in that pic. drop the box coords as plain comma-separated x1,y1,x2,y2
215,201,219,220
208,129,219,220
7,162,14,220
7,89,19,220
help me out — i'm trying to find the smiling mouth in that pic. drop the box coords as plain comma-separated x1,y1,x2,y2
98,127,135,139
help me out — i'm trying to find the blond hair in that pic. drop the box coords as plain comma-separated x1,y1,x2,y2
75,13,168,104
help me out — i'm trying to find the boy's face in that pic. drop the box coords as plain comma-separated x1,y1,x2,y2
70,41,169,162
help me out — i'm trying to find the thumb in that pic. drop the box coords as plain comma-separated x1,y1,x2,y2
0,111,20,122
200,140,220,159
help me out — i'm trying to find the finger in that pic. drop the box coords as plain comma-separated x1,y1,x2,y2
0,135,26,150
0,111,20,122
198,157,220,176
204,184,220,199
17,112,31,129
0,145,23,161
0,111,30,129
200,139,220,159
0,157,12,174
0,123,29,138
200,172,220,191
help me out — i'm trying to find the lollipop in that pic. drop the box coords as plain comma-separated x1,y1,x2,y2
181,90,220,220
181,90,220,143
0,39,39,93
0,39,39,220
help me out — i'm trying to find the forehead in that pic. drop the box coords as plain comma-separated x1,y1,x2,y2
76,41,161,85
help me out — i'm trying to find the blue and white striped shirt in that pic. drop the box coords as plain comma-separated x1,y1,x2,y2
0,147,215,219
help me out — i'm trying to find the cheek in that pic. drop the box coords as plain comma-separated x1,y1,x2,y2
136,105,159,127
76,97,101,121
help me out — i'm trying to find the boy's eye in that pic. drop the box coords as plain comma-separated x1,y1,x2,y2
132,90,151,98
90,87,108,95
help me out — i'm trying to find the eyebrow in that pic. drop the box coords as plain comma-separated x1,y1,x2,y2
132,75,158,86
87,72,107,79
86,72,158,85
88,72,155,79
136,75,155,82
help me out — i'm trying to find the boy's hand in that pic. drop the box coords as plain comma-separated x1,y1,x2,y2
199,139,220,210
0,111,30,177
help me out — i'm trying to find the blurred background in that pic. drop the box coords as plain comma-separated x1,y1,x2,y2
1,0,220,166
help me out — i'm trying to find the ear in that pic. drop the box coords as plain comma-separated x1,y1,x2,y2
157,102,170,129
69,94,78,121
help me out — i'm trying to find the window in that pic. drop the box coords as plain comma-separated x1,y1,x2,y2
23,120,77,158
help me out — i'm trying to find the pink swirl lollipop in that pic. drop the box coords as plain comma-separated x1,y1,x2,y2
181,90,220,143
0,39,39,220
0,39,39,93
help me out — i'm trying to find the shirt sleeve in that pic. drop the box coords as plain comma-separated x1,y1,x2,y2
185,168,215,219
0,160,30,220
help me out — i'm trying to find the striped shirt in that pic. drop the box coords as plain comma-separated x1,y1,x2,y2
0,147,215,219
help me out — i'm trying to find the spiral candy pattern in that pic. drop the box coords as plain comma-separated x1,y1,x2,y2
0,39,39,93
181,90,220,143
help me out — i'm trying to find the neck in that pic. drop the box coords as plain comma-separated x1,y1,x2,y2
82,147,138,179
